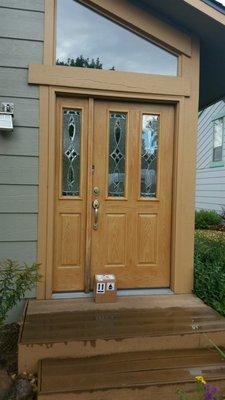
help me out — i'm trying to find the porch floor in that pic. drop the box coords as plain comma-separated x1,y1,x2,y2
21,294,225,344
19,295,225,399
38,348,225,399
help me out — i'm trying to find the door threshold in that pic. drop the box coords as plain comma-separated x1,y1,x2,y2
52,288,173,299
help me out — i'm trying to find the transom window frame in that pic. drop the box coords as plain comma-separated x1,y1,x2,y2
55,0,179,77
30,0,193,96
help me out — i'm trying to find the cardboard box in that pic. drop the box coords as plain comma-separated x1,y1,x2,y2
94,274,117,303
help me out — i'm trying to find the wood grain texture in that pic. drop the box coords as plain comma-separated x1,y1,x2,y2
84,98,94,292
137,214,157,265
21,300,225,344
29,65,190,97
0,8,44,40
60,214,81,266
0,38,43,68
91,101,174,289
38,348,225,398
106,214,126,266
53,98,89,292
45,88,56,298
43,0,55,65
36,0,199,296
171,38,200,294
36,86,49,299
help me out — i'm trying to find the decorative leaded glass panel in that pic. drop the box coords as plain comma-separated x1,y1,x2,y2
62,108,81,196
140,114,159,198
108,112,127,197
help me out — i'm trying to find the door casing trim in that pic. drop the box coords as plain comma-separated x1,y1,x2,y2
37,82,198,299
37,0,199,300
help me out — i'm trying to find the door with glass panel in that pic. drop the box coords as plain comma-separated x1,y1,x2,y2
91,101,174,288
53,98,88,292
53,98,174,292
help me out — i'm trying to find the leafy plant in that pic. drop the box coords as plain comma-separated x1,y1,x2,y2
56,54,115,70
177,340,225,399
177,377,221,399
195,210,222,230
0,259,40,325
194,231,225,315
56,55,103,68
220,207,225,222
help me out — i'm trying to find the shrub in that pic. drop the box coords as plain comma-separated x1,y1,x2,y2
0,259,40,325
194,231,225,315
195,209,222,230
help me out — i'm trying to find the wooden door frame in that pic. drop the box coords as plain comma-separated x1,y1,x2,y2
35,0,200,299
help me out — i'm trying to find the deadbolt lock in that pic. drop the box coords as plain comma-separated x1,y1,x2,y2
93,186,100,195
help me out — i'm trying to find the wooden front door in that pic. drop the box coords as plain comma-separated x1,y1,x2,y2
53,98,174,292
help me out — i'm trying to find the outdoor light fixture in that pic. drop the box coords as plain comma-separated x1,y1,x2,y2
0,103,14,134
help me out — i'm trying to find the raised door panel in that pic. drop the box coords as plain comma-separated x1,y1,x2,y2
105,213,126,266
137,213,158,266
60,214,81,266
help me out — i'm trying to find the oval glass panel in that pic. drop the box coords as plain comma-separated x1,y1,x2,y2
62,108,81,196
140,114,159,198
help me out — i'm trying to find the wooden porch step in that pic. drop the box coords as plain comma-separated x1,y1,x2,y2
38,348,225,400
19,295,225,372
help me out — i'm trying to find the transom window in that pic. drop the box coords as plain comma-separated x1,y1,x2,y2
212,117,223,162
56,0,178,76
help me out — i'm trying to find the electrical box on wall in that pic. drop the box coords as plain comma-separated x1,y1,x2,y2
94,274,117,303
0,103,14,134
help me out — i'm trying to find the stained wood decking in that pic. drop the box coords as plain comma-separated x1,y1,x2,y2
19,295,225,399
19,295,225,374
21,295,225,344
38,349,225,400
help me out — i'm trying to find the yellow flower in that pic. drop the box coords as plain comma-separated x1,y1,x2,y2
195,375,206,384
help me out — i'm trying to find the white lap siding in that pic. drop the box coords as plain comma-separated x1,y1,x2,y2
196,100,225,213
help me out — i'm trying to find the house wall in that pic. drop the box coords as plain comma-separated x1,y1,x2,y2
0,0,44,321
196,99,225,213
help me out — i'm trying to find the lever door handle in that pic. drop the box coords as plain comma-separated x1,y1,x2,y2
92,199,100,230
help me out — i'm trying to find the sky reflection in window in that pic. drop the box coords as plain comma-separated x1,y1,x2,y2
56,0,178,76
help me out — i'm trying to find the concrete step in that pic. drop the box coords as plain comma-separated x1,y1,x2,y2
18,295,225,372
37,348,225,400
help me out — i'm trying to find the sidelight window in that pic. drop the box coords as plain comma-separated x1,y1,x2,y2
62,108,81,196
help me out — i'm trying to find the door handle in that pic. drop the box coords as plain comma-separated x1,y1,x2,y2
92,199,100,230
